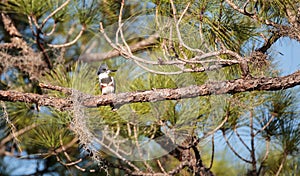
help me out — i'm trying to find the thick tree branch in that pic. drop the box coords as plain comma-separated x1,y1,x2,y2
86,70,300,107
0,71,300,110
0,90,71,110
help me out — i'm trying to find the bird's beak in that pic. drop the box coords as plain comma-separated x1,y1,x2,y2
110,69,117,72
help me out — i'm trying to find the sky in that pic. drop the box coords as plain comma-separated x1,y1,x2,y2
272,37,300,76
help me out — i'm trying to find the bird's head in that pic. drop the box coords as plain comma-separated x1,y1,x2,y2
97,63,110,75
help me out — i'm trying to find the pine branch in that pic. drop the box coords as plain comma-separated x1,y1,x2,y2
0,71,300,110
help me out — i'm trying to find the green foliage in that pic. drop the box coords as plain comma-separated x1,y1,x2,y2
1,0,49,17
74,0,100,25
262,149,300,176
27,123,71,149
42,62,97,95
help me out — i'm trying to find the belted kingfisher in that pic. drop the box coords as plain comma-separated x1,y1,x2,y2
97,63,115,95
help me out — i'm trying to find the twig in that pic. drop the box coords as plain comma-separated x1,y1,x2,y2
157,160,167,175
257,138,270,175
168,160,190,175
170,0,204,54
249,110,257,174
41,0,71,29
79,33,159,62
222,130,252,163
254,114,276,136
0,101,22,152
99,22,183,66
208,134,215,170
92,136,140,171
27,15,37,36
100,20,242,73
275,152,287,176
133,60,183,75
133,124,153,173
53,137,78,154
115,0,166,76
234,128,251,152
0,123,38,146
57,134,95,172
225,0,256,17
44,22,57,36
48,25,86,48
200,113,228,140
39,83,73,95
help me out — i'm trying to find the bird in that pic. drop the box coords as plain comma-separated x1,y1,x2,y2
97,63,115,95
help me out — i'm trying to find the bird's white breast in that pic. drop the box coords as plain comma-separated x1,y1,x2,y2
98,72,115,95
98,72,110,82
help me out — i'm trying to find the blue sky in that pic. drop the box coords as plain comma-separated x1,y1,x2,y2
272,37,300,76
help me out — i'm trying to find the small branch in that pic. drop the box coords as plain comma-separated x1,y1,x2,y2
39,83,73,95
256,33,281,53
56,134,94,172
0,123,39,148
170,0,204,54
0,101,21,152
208,134,215,170
132,60,183,75
254,114,276,136
250,110,257,175
257,138,270,175
41,0,71,29
133,124,153,173
156,160,167,175
224,0,278,28
48,25,86,48
168,160,190,175
225,0,257,18
222,130,252,163
99,22,183,66
27,15,37,36
275,152,287,176
234,128,251,152
200,113,228,140
79,34,159,62
44,22,57,36
99,19,245,75
53,137,78,154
